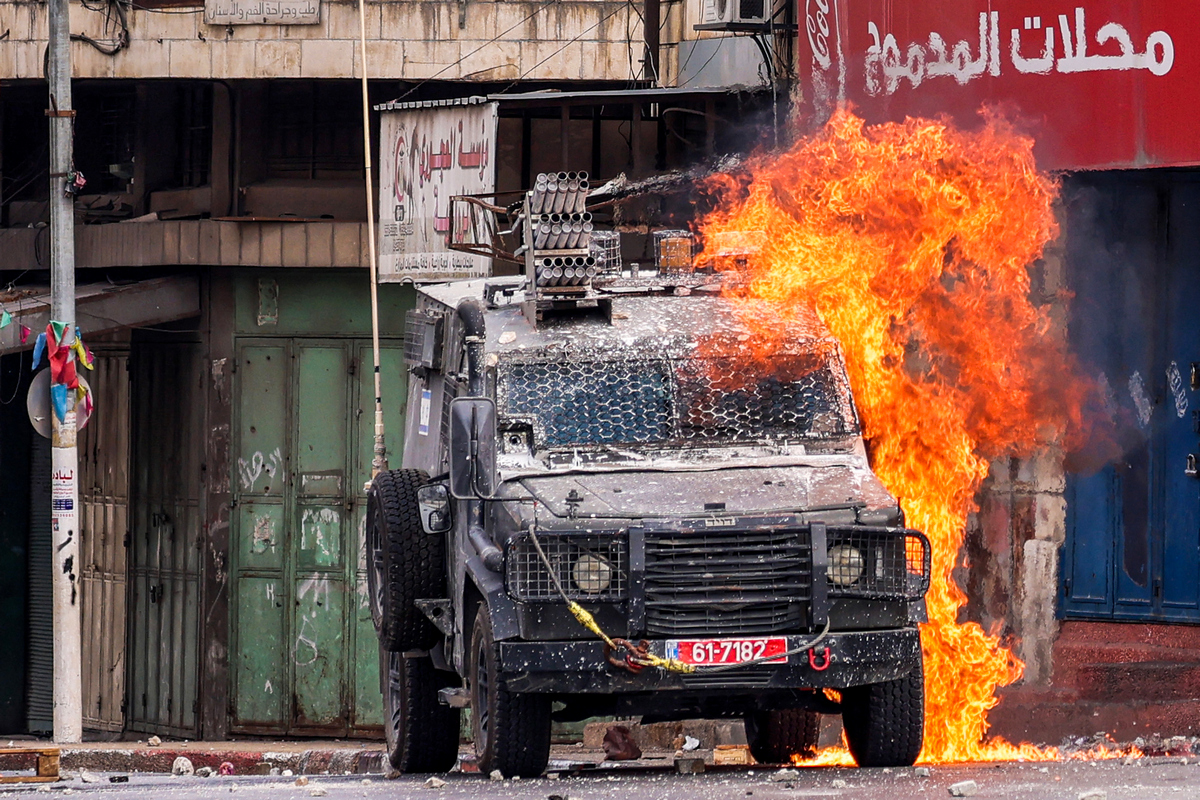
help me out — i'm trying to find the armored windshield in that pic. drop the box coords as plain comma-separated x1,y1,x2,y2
498,351,859,449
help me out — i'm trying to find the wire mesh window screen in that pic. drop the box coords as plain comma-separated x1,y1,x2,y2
499,354,857,448
502,361,673,447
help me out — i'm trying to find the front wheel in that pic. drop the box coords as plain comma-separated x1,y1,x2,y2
745,709,820,764
840,657,924,767
469,606,551,778
382,651,461,773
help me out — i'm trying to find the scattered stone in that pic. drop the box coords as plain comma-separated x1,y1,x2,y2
361,779,372,785
830,779,847,788
914,767,931,778
675,757,704,774
219,762,236,776
423,777,447,789
282,769,294,777
172,756,195,777
489,769,504,781
948,779,978,797
603,725,643,761
196,766,214,778
295,776,310,786
548,795,567,800
385,767,401,780
269,767,281,776
1077,791,1106,800
109,776,129,783
682,736,701,751
308,786,328,797
148,736,162,746
1122,755,1138,766
547,773,560,780
770,768,799,782
79,772,102,784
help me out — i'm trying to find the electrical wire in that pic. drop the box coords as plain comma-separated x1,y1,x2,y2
388,0,561,105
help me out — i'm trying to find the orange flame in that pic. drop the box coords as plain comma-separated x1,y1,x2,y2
698,109,1093,763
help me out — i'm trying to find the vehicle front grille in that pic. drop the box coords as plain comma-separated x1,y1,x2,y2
826,527,930,600
644,528,812,637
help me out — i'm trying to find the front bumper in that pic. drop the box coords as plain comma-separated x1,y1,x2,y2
499,627,920,694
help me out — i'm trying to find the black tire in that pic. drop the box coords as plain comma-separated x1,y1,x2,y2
745,709,821,764
367,469,444,652
469,606,551,778
383,650,461,773
841,657,924,767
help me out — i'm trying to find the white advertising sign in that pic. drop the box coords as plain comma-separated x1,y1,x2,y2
378,102,498,282
204,0,319,25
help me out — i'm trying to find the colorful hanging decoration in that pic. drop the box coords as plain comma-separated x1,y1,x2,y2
19,325,31,345
0,310,11,329
50,383,69,422
32,332,47,371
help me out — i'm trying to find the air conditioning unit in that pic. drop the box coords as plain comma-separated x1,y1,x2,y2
699,0,767,26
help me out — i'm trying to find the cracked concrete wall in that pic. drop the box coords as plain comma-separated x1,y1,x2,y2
961,217,1069,687
0,0,641,81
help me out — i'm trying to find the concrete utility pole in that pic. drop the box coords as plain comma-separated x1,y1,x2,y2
47,0,83,744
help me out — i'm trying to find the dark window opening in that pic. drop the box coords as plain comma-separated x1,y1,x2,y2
175,83,213,188
266,81,363,180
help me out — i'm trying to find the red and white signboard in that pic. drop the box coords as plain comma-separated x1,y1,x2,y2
798,1,1200,170
378,102,498,282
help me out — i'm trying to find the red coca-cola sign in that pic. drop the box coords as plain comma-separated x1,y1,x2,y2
798,1,1198,170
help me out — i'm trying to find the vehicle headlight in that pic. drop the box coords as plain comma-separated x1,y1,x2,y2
828,544,864,587
572,553,613,594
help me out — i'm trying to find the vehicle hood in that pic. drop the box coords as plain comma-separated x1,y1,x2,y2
513,462,895,518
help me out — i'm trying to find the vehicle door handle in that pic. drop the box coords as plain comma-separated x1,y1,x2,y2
1187,454,1198,479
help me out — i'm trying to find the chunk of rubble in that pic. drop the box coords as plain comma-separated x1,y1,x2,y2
914,767,931,777
489,769,504,781
147,736,162,747
424,777,447,789
770,768,799,782
948,780,978,797
1077,791,1106,800
171,756,194,776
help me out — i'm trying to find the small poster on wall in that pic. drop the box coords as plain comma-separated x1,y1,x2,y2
204,0,319,25
377,101,498,283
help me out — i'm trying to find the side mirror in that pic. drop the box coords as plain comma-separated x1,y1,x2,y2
448,397,497,499
417,484,452,533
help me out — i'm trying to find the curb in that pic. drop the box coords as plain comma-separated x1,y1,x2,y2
45,748,387,776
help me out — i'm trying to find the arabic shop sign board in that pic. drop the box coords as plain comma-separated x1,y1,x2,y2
204,0,319,24
378,103,497,282
799,2,1199,170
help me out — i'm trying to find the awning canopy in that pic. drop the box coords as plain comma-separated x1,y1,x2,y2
375,86,748,113
0,275,200,356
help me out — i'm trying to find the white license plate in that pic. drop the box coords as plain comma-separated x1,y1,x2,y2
666,637,788,666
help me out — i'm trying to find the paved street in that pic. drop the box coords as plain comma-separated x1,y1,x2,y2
3,758,1200,800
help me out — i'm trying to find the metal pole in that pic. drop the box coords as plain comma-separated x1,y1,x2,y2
357,0,387,478
47,0,82,744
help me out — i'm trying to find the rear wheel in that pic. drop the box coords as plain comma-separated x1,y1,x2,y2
745,709,820,764
383,651,462,773
367,469,444,652
469,606,551,778
841,657,924,767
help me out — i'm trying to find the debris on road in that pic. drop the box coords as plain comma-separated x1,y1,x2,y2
147,736,161,747
108,776,128,783
603,726,642,761
915,767,932,777
424,777,447,789
1078,791,1107,800
682,736,700,752
295,776,309,786
79,771,101,783
489,770,504,781
308,785,328,797
171,756,194,776
219,761,236,775
195,766,213,777
948,779,979,797
675,757,705,774
770,768,799,782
